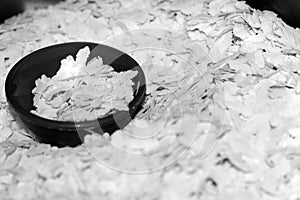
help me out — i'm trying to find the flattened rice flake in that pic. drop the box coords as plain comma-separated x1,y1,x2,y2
2,0,300,199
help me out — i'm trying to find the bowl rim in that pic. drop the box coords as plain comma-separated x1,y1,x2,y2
5,41,146,130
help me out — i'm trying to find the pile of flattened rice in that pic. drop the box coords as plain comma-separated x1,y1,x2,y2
1,0,300,199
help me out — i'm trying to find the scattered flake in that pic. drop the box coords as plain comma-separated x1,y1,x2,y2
209,31,233,62
233,23,251,40
0,128,12,143
162,167,206,199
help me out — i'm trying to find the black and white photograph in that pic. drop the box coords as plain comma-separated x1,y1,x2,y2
0,0,300,199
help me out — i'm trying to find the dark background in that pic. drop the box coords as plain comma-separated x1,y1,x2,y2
0,0,23,23
0,0,300,28
242,0,300,28
0,0,63,23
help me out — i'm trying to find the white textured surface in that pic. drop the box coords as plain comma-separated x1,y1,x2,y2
0,0,300,199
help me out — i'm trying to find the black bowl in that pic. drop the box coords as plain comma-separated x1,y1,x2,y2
5,42,146,147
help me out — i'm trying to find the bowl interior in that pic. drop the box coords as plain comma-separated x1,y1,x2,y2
5,42,146,130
